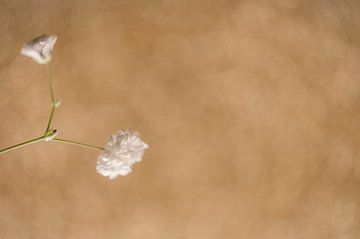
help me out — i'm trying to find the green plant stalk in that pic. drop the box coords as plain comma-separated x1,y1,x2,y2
0,136,46,155
47,63,55,104
44,63,57,134
52,138,104,151
45,104,56,133
0,61,104,156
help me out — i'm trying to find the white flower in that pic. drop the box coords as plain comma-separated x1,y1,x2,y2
20,34,57,64
96,129,149,180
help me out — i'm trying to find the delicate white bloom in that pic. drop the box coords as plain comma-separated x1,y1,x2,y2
96,129,149,180
21,34,57,64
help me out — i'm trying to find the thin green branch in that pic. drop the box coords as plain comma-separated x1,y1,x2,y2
52,138,104,151
44,105,56,134
46,63,55,104
44,62,59,134
0,136,46,155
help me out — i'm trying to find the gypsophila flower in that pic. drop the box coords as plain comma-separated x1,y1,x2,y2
21,34,57,64
96,129,149,180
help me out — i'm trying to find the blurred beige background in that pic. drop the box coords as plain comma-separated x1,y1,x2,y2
0,0,360,238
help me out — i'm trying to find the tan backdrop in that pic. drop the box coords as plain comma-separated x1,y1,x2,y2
0,0,359,238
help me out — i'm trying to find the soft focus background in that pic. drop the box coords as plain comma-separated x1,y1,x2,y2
0,0,360,238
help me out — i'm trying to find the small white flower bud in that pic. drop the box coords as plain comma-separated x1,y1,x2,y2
21,34,57,64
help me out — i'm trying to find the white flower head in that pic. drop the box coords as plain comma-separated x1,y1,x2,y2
96,129,149,180
21,34,57,64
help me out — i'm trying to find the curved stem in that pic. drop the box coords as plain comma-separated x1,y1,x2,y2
0,136,46,155
52,138,104,151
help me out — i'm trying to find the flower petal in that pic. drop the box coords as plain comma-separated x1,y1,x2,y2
96,129,148,179
20,34,57,64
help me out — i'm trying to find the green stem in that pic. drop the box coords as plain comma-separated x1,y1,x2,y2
52,138,104,151
0,136,46,155
45,104,56,134
44,63,58,134
46,63,55,104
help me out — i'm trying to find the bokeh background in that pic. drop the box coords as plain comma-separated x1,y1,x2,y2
0,0,360,238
